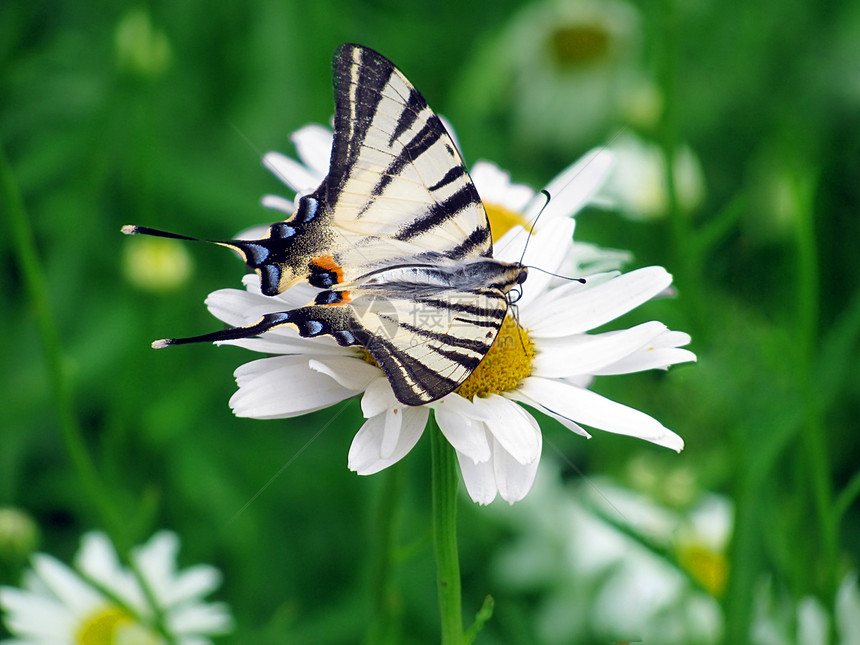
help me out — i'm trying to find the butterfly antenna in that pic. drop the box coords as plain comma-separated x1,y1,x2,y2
516,128,626,266
517,189,552,267
121,224,200,242
524,265,587,284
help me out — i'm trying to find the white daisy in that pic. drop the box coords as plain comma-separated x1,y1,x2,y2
0,531,232,645
594,132,706,219
751,572,860,645
204,124,695,504
490,463,728,644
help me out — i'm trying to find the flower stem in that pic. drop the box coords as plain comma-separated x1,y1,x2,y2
430,414,464,645
0,142,124,544
792,169,837,605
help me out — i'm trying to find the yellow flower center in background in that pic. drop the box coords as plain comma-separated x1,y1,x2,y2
677,543,728,597
76,605,156,645
456,316,535,400
549,23,612,69
484,202,532,242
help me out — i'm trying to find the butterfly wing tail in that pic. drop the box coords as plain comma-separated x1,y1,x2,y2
152,306,361,349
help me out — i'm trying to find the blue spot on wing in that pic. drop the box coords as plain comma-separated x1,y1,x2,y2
260,265,282,296
333,330,356,346
243,243,270,265
270,223,295,239
295,196,319,223
301,320,325,336
265,312,291,325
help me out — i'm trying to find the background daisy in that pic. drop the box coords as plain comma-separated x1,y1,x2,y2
0,531,232,645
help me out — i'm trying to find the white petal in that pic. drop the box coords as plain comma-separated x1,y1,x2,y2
31,554,102,615
308,356,380,391
216,334,346,356
505,388,591,438
471,395,541,465
348,407,428,475
836,573,860,644
360,377,397,419
0,587,78,639
517,377,684,451
168,601,234,635
434,395,491,463
262,151,319,194
528,266,673,337
492,434,542,504
133,531,178,601
533,321,669,377
798,597,828,645
204,289,290,329
75,532,123,584
516,219,579,309
380,407,403,459
472,160,536,212
290,123,333,178
230,356,359,418
456,448,499,505
76,533,142,609
592,329,696,374
595,347,697,375
161,565,222,606
525,148,614,222
260,194,294,216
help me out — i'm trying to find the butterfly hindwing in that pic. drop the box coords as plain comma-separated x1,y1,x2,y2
202,283,508,405
353,287,508,405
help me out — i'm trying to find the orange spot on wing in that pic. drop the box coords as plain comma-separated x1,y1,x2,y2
339,291,351,304
311,255,344,284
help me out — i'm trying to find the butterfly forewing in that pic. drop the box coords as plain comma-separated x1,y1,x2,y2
325,44,492,277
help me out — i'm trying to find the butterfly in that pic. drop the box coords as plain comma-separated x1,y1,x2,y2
123,44,528,406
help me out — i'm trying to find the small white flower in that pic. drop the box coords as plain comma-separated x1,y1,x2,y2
490,464,728,644
455,0,657,149
0,531,232,645
205,123,694,505
752,572,860,645
596,132,706,219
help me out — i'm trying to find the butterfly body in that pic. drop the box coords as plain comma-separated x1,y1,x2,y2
125,44,529,406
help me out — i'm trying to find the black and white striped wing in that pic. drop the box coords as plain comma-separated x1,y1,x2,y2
348,286,508,404
324,44,493,280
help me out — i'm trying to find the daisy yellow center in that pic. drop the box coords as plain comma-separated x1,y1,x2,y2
76,605,158,645
456,316,534,400
484,202,531,242
677,543,728,597
549,23,612,69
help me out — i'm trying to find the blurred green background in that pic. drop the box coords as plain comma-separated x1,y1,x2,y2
2,0,859,643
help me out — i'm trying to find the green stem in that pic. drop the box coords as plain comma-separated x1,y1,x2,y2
430,414,464,645
792,170,837,600
0,144,125,545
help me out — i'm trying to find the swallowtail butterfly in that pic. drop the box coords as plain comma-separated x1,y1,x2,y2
124,44,529,405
